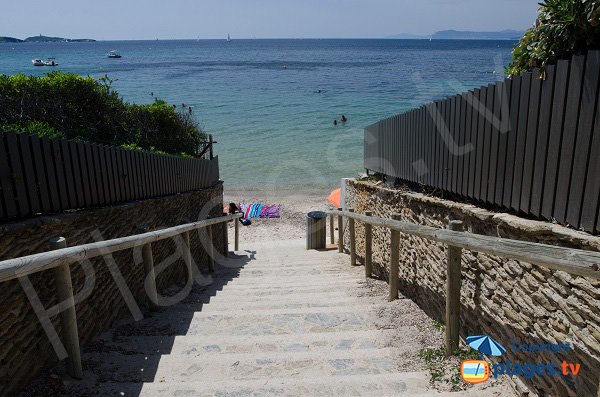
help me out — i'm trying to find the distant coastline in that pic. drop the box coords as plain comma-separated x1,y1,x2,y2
0,35,96,43
388,29,524,40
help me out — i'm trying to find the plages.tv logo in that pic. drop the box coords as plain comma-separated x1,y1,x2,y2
460,335,581,385
460,335,505,384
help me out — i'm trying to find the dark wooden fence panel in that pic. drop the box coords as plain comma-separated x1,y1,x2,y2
566,51,600,228
521,70,543,214
364,51,600,234
0,134,220,222
530,65,556,217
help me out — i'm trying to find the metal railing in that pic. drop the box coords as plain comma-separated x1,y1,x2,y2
0,213,242,378
325,208,600,354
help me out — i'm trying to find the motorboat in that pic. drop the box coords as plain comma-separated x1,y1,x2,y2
43,58,58,66
107,50,122,58
32,59,44,66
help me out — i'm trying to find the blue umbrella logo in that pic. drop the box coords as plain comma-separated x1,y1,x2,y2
466,335,506,359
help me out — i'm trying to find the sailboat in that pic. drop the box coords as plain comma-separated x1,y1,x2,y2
227,33,232,42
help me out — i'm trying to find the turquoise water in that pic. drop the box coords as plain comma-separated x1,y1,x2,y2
0,39,514,189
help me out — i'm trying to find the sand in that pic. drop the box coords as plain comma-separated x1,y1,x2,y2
224,187,335,243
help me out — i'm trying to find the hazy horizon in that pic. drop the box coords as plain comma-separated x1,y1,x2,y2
3,0,539,41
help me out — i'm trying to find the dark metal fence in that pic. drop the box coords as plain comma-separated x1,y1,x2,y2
0,132,220,222
365,50,600,234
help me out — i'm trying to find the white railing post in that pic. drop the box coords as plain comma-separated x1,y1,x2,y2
49,237,83,379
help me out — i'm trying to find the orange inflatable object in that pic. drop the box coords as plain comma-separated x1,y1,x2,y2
327,188,341,208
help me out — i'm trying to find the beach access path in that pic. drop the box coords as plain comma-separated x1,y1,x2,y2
50,234,514,396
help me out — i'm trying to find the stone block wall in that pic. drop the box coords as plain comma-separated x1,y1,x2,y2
344,180,600,397
0,183,225,396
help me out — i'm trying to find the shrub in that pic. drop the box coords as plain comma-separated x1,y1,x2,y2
0,72,205,156
506,0,600,76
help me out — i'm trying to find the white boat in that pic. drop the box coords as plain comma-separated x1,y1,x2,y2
107,50,122,58
32,59,44,66
43,58,58,66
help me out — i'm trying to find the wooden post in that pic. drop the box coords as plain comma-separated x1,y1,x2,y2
446,220,463,356
207,224,215,273
49,237,83,380
349,208,357,266
142,243,159,312
222,221,228,258
337,208,344,253
389,214,401,301
209,134,214,159
234,218,240,251
364,211,373,278
182,231,193,280
329,214,335,245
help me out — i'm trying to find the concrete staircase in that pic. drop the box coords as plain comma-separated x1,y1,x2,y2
63,240,478,396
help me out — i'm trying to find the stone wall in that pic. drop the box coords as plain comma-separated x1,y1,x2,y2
0,183,226,396
344,179,600,397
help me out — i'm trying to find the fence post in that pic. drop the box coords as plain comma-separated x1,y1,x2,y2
49,237,83,380
389,214,401,301
349,208,357,266
207,222,215,273
329,214,335,245
234,218,240,251
142,242,159,312
209,134,214,159
446,220,464,355
182,231,193,280
222,221,228,258
337,208,344,253
364,211,373,278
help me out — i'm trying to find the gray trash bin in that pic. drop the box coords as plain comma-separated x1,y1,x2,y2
306,211,327,250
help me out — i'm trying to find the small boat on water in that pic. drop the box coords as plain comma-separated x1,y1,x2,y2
32,58,44,66
227,34,232,42
107,50,122,58
43,58,58,66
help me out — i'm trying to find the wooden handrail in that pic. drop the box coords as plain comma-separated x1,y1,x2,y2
326,208,600,356
0,213,243,283
0,212,242,380
327,209,600,280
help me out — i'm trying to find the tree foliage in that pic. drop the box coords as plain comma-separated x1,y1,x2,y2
507,0,600,76
0,72,205,156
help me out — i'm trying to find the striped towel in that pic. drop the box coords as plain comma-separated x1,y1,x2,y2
239,202,281,219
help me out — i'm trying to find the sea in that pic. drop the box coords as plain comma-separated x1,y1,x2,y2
0,39,514,190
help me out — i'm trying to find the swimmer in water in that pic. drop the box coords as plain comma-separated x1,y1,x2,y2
341,115,348,122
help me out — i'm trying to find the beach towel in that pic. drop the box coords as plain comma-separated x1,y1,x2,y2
239,202,281,219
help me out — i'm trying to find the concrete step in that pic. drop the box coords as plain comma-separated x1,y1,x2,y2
185,311,374,336
82,347,405,383
205,278,362,292
67,372,437,397
204,285,357,299
207,273,359,286
175,295,381,312
90,329,398,356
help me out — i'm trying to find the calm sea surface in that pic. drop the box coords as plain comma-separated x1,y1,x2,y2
0,39,514,189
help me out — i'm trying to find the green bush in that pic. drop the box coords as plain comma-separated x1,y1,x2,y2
507,0,600,76
0,72,205,156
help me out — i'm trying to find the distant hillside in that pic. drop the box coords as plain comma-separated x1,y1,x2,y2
386,33,428,39
431,30,523,40
0,37,23,43
0,35,96,43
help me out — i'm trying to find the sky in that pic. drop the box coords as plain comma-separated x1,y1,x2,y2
2,0,540,40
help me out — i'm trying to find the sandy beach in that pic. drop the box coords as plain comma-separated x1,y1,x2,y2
224,187,336,243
